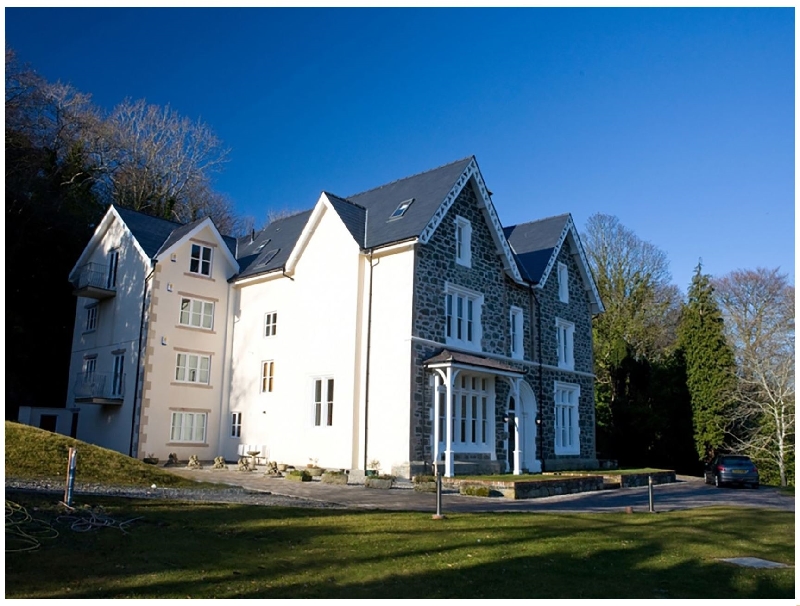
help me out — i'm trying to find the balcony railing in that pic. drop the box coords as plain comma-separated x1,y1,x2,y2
71,263,116,300
74,372,125,404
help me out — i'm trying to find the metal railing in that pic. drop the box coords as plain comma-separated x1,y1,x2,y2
72,262,115,292
74,372,125,400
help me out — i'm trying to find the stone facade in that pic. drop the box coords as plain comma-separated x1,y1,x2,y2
408,180,599,475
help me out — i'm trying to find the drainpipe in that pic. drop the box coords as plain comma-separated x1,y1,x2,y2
129,262,156,458
529,284,545,473
362,250,377,471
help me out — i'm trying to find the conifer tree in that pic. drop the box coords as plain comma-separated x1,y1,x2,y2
678,264,737,461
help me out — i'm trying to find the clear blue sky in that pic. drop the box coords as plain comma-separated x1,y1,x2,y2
5,8,795,293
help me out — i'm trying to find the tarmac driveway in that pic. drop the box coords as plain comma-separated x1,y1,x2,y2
166,468,794,514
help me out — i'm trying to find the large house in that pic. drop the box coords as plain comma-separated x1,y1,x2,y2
45,157,604,478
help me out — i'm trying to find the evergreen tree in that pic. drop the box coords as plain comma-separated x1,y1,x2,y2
678,264,737,461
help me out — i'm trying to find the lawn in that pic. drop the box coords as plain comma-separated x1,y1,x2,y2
5,492,794,599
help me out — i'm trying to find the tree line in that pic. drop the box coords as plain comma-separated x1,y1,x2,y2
6,50,793,485
584,214,794,486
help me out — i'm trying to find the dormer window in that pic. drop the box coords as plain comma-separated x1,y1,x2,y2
455,216,472,267
190,244,212,276
558,262,569,303
389,198,414,220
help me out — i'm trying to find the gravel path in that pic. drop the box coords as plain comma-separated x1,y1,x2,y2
5,479,345,509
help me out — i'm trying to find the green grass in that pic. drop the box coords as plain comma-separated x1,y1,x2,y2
5,421,209,488
4,492,793,599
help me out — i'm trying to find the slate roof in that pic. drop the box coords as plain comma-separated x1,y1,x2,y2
423,349,525,374
112,205,183,259
235,210,313,279
503,214,571,284
325,193,366,246
347,157,473,249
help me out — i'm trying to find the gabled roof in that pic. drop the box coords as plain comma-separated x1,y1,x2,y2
505,214,604,314
235,210,312,279
325,193,366,246
112,205,184,259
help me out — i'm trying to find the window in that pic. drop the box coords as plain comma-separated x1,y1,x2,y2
389,198,414,220
441,374,490,447
510,307,524,359
179,297,214,329
85,305,98,332
558,262,569,303
454,216,472,267
175,353,210,384
264,312,277,337
556,318,574,370
445,284,483,351
111,354,124,397
261,361,274,393
231,412,242,438
83,356,97,380
107,250,119,289
554,382,580,454
170,411,207,443
313,378,334,427
190,244,212,276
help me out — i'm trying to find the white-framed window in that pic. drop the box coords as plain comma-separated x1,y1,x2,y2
189,244,212,276
454,216,472,267
170,411,207,443
179,297,214,329
264,312,277,337
111,353,124,397
85,305,98,332
313,377,334,427
230,412,242,438
175,353,210,384
554,382,580,455
510,307,524,359
107,249,119,289
83,356,97,380
556,318,575,370
261,360,274,393
445,283,483,351
441,374,491,447
558,262,569,303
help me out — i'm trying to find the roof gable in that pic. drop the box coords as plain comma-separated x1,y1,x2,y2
505,214,604,314
156,216,240,273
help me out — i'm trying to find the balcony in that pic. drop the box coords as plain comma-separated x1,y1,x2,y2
74,372,125,405
71,262,116,300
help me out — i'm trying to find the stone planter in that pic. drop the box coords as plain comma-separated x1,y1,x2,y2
413,482,437,493
321,472,348,485
285,471,311,482
277,463,288,472
365,477,393,490
143,457,159,466
306,467,324,477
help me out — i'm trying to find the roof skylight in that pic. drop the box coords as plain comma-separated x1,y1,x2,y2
388,198,414,220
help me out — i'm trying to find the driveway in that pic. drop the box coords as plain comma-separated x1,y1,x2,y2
165,468,794,514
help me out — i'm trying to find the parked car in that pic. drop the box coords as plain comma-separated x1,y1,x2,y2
704,455,759,489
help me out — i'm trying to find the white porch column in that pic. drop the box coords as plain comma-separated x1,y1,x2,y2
444,366,454,478
432,372,444,475
511,378,522,475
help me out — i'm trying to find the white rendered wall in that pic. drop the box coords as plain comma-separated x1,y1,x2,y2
229,205,363,470
67,217,149,455
358,247,415,476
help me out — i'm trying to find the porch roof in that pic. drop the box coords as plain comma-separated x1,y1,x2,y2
423,349,525,377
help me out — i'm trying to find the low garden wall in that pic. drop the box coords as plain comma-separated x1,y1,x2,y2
445,475,604,500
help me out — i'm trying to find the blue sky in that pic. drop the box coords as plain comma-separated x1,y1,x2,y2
5,8,794,292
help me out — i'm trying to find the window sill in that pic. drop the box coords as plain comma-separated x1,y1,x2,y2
175,324,217,334
554,449,581,456
166,442,209,447
170,382,213,389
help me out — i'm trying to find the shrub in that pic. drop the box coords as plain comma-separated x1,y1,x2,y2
460,484,491,497
286,469,311,482
413,475,436,484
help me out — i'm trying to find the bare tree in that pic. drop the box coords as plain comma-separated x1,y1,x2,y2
714,268,795,486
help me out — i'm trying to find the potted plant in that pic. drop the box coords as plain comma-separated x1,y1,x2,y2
285,469,311,482
321,470,348,485
306,458,324,477
143,453,159,465
366,459,381,477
